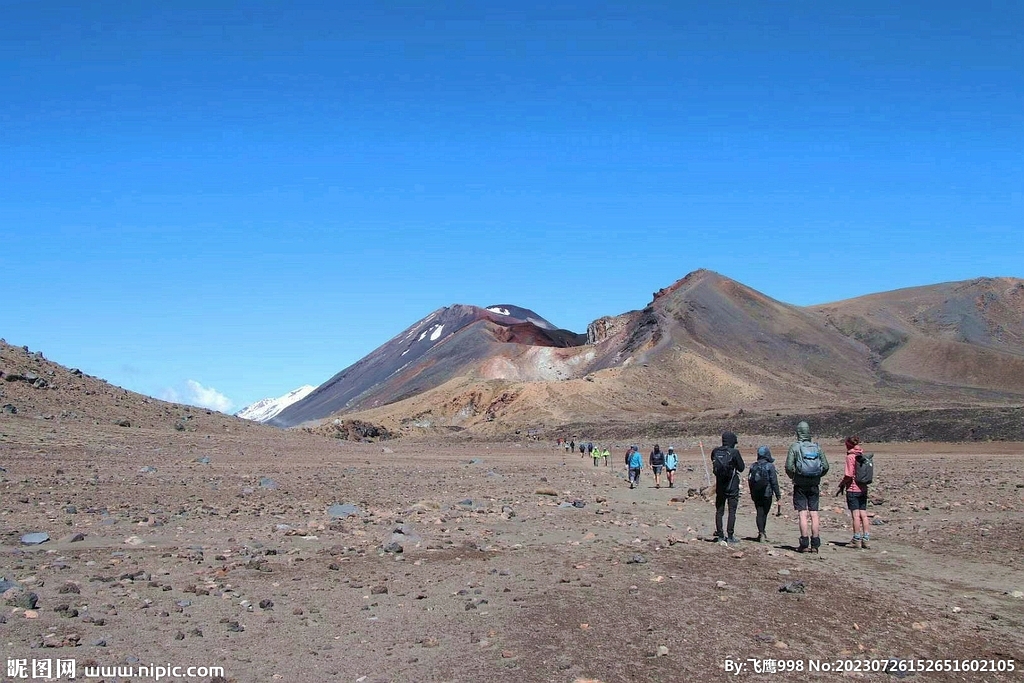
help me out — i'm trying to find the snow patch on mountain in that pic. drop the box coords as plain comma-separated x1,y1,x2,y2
236,385,317,423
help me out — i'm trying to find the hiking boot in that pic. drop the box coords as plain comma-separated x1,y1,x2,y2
668,482,674,488
726,536,739,545
860,539,870,550
848,539,862,549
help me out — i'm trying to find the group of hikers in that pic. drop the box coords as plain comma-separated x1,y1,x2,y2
605,421,875,553
559,439,613,467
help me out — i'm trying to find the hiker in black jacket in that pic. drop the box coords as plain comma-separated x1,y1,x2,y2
711,431,745,544
748,446,782,543
649,444,666,489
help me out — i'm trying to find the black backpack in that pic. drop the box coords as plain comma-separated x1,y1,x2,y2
854,452,874,485
711,446,734,477
748,462,770,495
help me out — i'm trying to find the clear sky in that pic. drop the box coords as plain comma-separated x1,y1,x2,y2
3,2,1022,412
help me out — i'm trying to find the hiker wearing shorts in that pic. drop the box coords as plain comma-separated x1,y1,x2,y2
649,444,666,488
664,446,678,488
602,448,610,466
837,436,872,549
711,431,745,544
748,446,782,543
785,421,830,553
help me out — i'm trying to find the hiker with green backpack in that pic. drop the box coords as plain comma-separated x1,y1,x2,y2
836,436,873,549
785,421,830,553
748,446,783,543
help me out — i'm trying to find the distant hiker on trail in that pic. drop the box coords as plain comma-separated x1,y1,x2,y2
664,446,679,488
836,436,872,549
592,445,602,467
602,447,611,466
785,421,830,553
711,431,745,544
626,446,643,488
649,444,666,489
748,446,782,543
586,442,594,458
579,442,585,457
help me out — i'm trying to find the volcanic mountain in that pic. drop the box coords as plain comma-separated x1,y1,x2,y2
269,305,585,427
274,270,1024,437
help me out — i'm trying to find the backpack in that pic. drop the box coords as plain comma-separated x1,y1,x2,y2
854,452,874,485
748,462,770,495
794,442,823,477
711,446,734,477
665,452,678,470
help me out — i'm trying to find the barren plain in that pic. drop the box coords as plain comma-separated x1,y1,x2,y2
2,414,1021,682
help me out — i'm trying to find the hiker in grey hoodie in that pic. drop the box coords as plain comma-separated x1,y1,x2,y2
748,446,782,543
785,421,830,553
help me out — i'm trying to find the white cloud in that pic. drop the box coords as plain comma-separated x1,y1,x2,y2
159,381,234,413
160,387,181,403
185,380,234,413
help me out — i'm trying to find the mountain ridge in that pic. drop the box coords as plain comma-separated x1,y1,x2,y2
274,269,1024,435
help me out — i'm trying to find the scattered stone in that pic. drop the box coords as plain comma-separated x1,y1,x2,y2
2,404,17,414
225,620,244,632
116,419,131,428
196,456,211,464
58,582,80,594
468,458,483,464
715,581,728,589
138,466,157,474
382,542,403,554
371,585,388,595
20,532,50,545
779,581,806,594
89,639,107,647
657,645,669,657
777,569,791,576
259,599,274,610
1010,590,1023,599
124,536,144,546
535,488,559,496
5,589,39,610
258,477,279,490
627,554,647,565
572,500,586,508
327,503,361,518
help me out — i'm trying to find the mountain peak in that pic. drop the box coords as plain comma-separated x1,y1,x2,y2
236,385,316,423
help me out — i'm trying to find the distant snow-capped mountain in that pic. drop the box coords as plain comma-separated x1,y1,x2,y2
235,385,316,423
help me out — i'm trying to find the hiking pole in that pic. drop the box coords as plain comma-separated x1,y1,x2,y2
698,440,711,487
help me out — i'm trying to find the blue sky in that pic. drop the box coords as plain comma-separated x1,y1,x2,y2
3,2,1022,412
